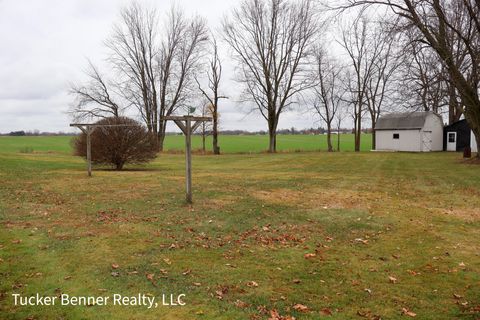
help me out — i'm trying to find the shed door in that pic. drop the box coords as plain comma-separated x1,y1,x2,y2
422,131,432,152
446,132,457,151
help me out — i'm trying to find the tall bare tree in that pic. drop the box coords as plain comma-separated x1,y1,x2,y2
339,17,378,151
106,3,158,134
364,21,400,149
311,48,344,151
339,0,480,156
196,37,227,154
70,61,122,121
157,7,209,150
105,3,207,151
223,0,319,152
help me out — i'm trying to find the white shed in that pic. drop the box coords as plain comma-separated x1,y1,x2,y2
375,112,444,152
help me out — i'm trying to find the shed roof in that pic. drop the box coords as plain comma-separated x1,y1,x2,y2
375,111,439,130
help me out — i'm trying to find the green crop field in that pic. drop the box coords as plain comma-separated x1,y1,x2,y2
0,134,372,155
0,137,479,319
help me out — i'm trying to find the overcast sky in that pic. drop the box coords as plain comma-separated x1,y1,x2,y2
0,0,338,134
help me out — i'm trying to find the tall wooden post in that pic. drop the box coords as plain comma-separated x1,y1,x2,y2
162,115,212,204
86,126,92,177
185,118,192,203
70,123,136,177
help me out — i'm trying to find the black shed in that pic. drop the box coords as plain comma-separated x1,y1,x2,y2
443,119,471,152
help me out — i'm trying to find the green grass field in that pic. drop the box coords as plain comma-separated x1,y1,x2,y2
0,137,479,319
0,134,372,154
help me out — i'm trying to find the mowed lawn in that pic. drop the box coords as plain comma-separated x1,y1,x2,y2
0,139,479,319
0,133,372,154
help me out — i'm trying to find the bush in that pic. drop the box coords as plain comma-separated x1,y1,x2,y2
73,117,158,170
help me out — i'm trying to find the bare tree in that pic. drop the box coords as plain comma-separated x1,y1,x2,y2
338,0,480,156
223,0,319,153
196,37,227,154
398,22,465,123
195,101,215,153
105,3,208,151
339,17,373,151
70,61,122,121
157,7,209,150
311,48,344,151
364,21,400,149
334,102,348,151
106,3,158,135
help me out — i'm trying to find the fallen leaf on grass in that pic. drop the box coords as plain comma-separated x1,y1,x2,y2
293,304,309,313
401,308,416,317
146,273,154,281
64,276,72,280
320,308,332,315
234,299,249,308
193,282,201,287
407,270,420,276
354,238,369,245
111,264,119,269
268,309,296,320
246,281,259,287
388,276,398,284
304,253,316,259
11,239,22,244
111,272,120,277
453,293,463,299
292,279,301,284
163,258,172,265
182,269,191,276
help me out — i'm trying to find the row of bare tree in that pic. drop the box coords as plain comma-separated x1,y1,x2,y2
71,0,480,155
337,0,480,156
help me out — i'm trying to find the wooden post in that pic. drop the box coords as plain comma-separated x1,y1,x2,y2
86,126,92,177
70,123,136,177
162,115,212,204
185,118,192,203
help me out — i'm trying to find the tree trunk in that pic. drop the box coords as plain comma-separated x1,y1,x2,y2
372,130,376,150
355,114,361,152
326,123,333,152
448,82,462,124
212,110,220,155
157,119,167,152
268,131,277,153
337,132,341,151
371,116,376,150
202,129,206,153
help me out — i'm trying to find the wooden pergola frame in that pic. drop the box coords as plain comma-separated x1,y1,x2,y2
70,123,136,177
162,115,212,203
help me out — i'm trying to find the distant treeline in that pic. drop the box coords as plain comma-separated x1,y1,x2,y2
3,127,373,137
2,131,77,137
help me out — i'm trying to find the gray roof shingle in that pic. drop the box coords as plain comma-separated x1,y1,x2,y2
375,111,438,130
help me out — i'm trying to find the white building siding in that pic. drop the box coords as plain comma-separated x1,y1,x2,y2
472,131,478,153
422,114,444,151
376,130,421,152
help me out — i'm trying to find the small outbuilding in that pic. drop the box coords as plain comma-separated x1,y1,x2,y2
443,119,478,153
443,119,471,152
375,111,444,152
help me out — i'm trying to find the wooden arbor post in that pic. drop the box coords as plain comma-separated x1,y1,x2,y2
162,116,212,204
70,124,95,177
70,123,136,177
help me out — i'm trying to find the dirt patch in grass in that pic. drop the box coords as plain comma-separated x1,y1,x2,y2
252,188,383,211
440,208,480,222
